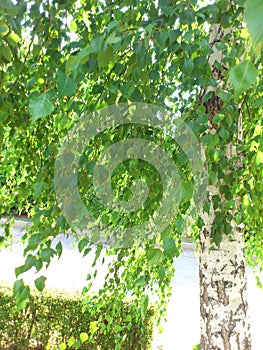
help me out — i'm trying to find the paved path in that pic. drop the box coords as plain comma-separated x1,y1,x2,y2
0,222,262,349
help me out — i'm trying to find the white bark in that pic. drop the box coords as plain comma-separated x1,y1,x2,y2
199,3,252,349
200,206,251,349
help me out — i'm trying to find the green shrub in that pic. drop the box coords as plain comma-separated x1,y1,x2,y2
0,286,154,349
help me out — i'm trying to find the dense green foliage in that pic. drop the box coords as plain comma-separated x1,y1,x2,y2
0,286,154,349
0,0,263,343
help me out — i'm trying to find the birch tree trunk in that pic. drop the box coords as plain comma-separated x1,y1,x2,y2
199,14,252,350
200,214,251,349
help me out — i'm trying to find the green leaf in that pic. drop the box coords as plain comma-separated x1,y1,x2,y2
211,225,222,247
70,19,78,31
255,96,263,107
59,343,67,350
203,202,210,215
0,25,8,34
98,46,113,68
78,238,89,253
125,314,132,322
78,46,93,64
1,46,12,61
156,31,169,48
211,148,222,162
83,247,92,257
183,181,193,201
201,134,219,148
176,151,188,165
56,241,63,259
89,321,99,335
33,181,48,199
225,222,232,235
40,248,56,263
67,59,84,81
229,60,258,98
56,71,77,97
86,160,96,173
106,32,121,45
140,294,149,318
218,127,230,141
7,33,19,46
213,113,225,124
121,81,135,98
92,244,102,267
34,275,47,292
66,55,79,74
182,58,194,75
13,279,30,305
180,8,195,25
169,29,181,43
75,340,82,349
67,337,76,347
244,0,263,45
0,0,15,9
13,279,24,297
135,276,146,287
218,91,231,103
15,254,36,277
256,150,263,164
80,332,89,343
163,237,178,259
29,93,54,121
146,248,164,266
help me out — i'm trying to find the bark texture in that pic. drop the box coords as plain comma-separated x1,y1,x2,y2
199,5,252,349
199,211,251,350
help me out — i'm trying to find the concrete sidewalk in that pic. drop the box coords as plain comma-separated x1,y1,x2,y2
0,221,262,349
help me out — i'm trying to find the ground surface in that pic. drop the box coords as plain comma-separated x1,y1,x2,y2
0,221,262,350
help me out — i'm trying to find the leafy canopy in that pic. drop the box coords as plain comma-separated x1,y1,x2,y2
0,0,262,316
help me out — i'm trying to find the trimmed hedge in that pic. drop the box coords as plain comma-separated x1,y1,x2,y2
0,287,154,349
